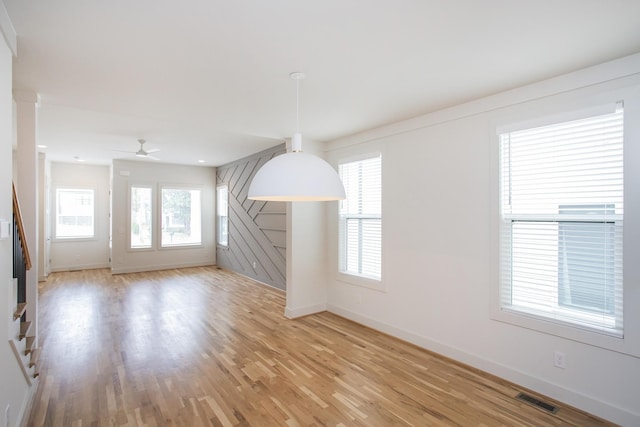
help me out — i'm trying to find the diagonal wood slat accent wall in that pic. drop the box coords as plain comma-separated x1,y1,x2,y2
216,144,287,290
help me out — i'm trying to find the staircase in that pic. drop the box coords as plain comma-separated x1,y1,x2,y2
10,183,39,383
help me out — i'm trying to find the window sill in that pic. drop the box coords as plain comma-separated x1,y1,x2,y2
127,246,154,252
159,243,204,250
52,237,97,243
491,306,639,358
337,272,385,292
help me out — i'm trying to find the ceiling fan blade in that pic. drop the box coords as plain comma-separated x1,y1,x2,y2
110,139,160,159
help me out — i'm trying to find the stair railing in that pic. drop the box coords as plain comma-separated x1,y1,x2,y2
13,182,32,271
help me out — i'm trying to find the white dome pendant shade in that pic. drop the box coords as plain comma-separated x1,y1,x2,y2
247,72,346,202
247,132,346,201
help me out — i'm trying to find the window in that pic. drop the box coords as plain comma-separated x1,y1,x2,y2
339,154,382,282
558,204,616,314
131,186,152,248
161,187,202,247
55,188,94,238
499,105,623,337
216,185,229,246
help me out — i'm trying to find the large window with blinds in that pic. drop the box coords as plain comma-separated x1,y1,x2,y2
498,104,624,337
216,185,229,247
339,154,382,284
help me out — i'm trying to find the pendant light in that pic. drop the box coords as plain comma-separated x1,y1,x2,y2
247,72,346,202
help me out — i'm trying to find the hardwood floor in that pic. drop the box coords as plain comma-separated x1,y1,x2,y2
27,267,613,426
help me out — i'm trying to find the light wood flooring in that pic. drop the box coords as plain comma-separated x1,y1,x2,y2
27,267,613,426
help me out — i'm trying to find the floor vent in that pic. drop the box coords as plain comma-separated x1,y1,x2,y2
516,393,558,413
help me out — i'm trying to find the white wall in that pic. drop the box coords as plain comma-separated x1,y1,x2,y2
111,159,216,274
0,6,32,426
49,162,110,271
326,54,640,426
285,139,331,317
39,153,51,279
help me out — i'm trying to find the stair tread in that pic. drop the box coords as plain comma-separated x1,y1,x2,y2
13,302,27,320
25,336,36,355
19,321,32,340
29,348,41,367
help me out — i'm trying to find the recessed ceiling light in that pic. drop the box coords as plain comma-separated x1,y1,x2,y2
73,156,85,162
37,144,47,148
198,159,205,163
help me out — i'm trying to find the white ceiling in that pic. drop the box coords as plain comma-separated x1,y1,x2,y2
5,0,640,166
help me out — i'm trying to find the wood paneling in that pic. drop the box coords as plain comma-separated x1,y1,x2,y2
28,267,613,427
216,145,286,290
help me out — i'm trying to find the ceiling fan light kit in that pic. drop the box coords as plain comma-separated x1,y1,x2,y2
248,73,346,202
126,139,160,160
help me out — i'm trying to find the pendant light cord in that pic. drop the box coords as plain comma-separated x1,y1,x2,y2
289,72,305,152
295,77,300,133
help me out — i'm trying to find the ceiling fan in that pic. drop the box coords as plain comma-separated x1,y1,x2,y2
114,139,160,160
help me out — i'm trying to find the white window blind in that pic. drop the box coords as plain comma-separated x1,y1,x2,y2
499,105,624,337
216,185,229,246
339,154,382,281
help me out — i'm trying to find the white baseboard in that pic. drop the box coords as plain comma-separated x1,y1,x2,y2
285,302,327,319
230,271,286,293
110,261,214,275
50,262,110,272
326,303,638,427
18,378,38,427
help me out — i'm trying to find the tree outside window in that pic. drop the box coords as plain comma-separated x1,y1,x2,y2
55,188,94,238
161,188,202,247
131,186,152,248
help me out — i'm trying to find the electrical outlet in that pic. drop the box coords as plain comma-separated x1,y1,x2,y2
554,351,566,369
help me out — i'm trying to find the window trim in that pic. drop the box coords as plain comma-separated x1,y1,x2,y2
498,107,623,336
52,186,97,241
128,184,155,251
490,93,640,357
337,152,384,291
